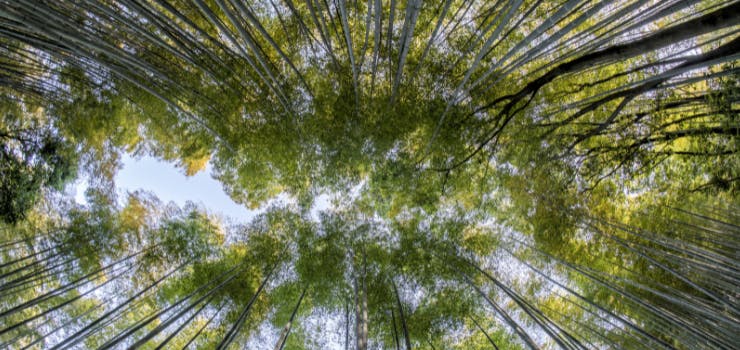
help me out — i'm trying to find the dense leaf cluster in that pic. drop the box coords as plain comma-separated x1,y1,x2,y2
0,0,737,349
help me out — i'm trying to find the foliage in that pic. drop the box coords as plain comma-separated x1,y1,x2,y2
0,0,737,349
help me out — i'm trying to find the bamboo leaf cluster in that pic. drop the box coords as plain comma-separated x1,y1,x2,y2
0,0,738,349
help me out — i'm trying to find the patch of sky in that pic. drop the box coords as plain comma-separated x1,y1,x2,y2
71,153,337,224
73,154,257,223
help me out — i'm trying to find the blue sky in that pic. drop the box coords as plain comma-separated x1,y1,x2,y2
75,154,257,222
73,154,334,223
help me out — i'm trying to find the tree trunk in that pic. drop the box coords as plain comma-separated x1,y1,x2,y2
354,276,368,350
470,315,500,350
478,2,740,113
49,261,190,350
392,279,412,350
391,308,400,350
274,288,307,350
216,261,279,350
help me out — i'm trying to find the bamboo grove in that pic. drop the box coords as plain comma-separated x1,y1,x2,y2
0,0,737,349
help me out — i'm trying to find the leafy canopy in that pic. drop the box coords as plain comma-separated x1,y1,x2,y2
0,0,737,349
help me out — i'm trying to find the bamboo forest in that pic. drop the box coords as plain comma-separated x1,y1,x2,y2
0,0,738,349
